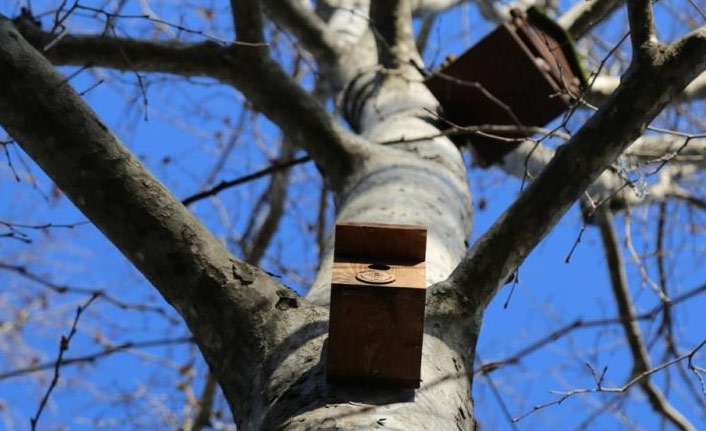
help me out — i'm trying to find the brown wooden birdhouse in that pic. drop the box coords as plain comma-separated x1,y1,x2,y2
425,7,588,166
326,222,427,388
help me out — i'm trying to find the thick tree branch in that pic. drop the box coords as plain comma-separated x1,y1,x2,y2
410,0,468,15
262,0,345,64
587,71,706,106
0,15,318,426
14,18,233,79
229,0,366,189
558,0,624,40
14,8,365,190
627,0,658,62
370,0,419,68
596,208,695,431
230,0,266,44
442,26,706,313
190,141,293,429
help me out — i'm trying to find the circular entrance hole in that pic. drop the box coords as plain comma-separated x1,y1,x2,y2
368,264,390,271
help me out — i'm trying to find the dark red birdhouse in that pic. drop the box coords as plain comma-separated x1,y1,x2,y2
326,222,427,388
425,7,587,166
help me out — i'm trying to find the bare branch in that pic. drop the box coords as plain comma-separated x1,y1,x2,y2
587,70,706,105
30,294,98,431
477,280,706,375
0,336,193,381
230,0,266,44
626,0,658,62
241,141,296,264
513,336,706,424
182,156,310,206
598,208,693,430
414,12,436,55
14,21,233,79
229,0,366,189
595,208,653,373
15,7,365,189
558,0,624,40
262,0,345,63
192,373,218,431
442,22,706,313
626,134,706,167
370,0,419,68
0,262,177,322
0,15,316,423
666,25,706,79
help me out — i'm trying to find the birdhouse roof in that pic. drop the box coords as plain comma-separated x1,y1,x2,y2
524,6,589,88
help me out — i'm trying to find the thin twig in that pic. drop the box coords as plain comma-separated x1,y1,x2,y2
182,156,310,206
1,336,193,381
513,337,706,423
30,293,98,431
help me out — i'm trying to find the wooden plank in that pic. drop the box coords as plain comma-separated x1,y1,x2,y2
334,222,426,263
331,261,425,289
327,222,428,388
327,283,425,387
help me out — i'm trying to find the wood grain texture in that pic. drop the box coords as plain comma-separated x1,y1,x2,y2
327,222,427,388
332,261,425,289
327,283,425,387
334,222,427,262
424,10,585,166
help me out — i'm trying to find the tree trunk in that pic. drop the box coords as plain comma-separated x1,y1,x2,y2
250,65,478,429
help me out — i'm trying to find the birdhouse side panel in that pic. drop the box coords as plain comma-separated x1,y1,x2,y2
327,283,426,387
426,24,569,131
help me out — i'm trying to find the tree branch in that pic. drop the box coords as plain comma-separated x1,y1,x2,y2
228,0,366,189
15,6,365,190
595,208,695,431
0,336,193,381
587,70,706,106
513,336,706,423
558,0,624,40
191,372,218,431
410,0,468,15
14,18,233,79
496,133,706,212
261,0,345,64
626,0,658,63
370,0,419,68
0,15,316,424
442,22,706,313
182,156,310,206
230,0,266,44
241,141,296,264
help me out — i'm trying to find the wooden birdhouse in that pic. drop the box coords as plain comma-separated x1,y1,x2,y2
326,222,427,388
425,7,588,166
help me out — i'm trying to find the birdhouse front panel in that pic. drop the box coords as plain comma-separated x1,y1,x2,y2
326,223,427,388
425,7,587,166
